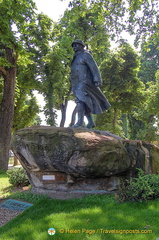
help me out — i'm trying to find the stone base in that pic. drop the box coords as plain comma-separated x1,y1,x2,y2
31,187,114,200
28,170,121,193
11,126,159,198
30,171,118,199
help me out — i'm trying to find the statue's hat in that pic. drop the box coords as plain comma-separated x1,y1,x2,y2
72,39,85,47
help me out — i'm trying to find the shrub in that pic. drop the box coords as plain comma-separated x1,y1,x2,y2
117,169,159,202
7,167,30,187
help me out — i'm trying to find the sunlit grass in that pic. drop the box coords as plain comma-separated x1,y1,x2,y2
0,195,159,240
0,172,159,240
0,171,13,198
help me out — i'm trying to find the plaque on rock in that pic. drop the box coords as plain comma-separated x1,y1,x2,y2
42,175,55,181
41,172,67,184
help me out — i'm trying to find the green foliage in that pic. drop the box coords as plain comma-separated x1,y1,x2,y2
95,109,126,137
10,192,49,204
101,42,144,108
69,0,159,46
40,43,71,126
146,82,159,118
0,0,36,62
129,80,159,141
13,93,40,131
126,34,159,141
135,123,159,142
0,0,40,170
96,42,145,134
59,1,110,60
139,36,159,84
7,168,30,187
117,169,159,202
127,114,145,140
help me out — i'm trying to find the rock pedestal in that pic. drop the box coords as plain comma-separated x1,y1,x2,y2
11,126,159,195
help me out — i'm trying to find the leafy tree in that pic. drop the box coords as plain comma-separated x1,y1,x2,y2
139,36,159,84
0,0,36,170
128,33,159,141
67,0,126,39
38,36,73,127
27,14,58,126
130,80,159,141
96,42,145,135
21,13,72,127
66,0,159,46
59,0,110,56
13,88,41,132
126,0,159,45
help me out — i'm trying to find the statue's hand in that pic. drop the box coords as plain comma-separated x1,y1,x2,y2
94,82,100,87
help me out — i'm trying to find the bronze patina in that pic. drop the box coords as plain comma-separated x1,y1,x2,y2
70,39,111,128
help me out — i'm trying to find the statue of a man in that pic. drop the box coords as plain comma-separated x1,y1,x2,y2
70,39,111,128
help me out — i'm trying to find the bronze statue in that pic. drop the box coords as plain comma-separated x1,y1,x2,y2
70,39,111,128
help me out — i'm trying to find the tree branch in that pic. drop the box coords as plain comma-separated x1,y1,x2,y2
0,66,7,76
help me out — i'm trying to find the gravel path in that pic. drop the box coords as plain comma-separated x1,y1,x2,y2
0,199,23,227
0,208,22,227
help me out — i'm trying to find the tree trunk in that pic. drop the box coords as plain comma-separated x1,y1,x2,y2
0,48,16,171
60,100,68,127
113,108,118,131
13,155,19,166
70,106,77,126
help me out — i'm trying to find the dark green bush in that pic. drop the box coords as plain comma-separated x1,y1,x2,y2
7,167,30,187
117,169,159,202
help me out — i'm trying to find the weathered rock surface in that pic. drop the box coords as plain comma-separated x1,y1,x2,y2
11,126,159,193
11,127,130,176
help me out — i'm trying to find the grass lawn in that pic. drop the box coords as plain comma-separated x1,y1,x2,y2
0,172,159,240
0,171,13,198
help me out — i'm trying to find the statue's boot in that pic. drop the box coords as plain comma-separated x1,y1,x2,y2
72,102,84,127
86,115,96,129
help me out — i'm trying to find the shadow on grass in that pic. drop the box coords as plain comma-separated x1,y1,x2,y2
1,185,13,195
0,194,158,240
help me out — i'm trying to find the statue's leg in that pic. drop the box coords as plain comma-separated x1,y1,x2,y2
86,114,96,129
72,102,84,127
85,107,96,129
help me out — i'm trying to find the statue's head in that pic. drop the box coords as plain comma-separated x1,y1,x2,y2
71,39,85,47
72,39,85,52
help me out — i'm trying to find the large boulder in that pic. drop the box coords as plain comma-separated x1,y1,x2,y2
11,126,159,193
12,127,130,176
123,140,159,175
